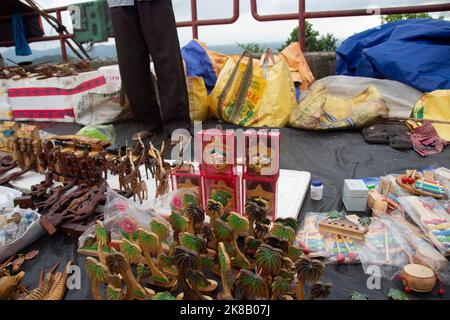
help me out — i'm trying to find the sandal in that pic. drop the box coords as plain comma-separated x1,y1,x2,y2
362,124,389,144
387,124,412,150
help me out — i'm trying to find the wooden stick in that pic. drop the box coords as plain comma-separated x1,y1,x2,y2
387,117,450,126
384,226,391,263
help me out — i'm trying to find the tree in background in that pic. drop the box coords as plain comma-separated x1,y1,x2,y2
381,13,444,24
237,42,264,54
279,22,337,52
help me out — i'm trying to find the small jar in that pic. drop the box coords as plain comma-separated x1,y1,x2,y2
311,179,323,201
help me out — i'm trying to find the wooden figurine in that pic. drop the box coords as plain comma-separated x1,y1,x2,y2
149,142,172,198
245,198,269,237
227,213,251,269
169,212,189,243
86,257,110,300
309,282,332,300
217,242,234,300
106,250,154,300
236,269,269,300
271,269,295,300
294,256,325,300
172,246,207,300
185,204,205,234
270,218,297,244
136,229,176,290
0,272,25,299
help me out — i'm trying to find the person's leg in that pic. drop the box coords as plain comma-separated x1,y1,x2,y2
109,5,162,136
136,0,191,135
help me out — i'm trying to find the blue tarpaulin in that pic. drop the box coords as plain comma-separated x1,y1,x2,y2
336,19,450,93
12,11,32,56
181,40,217,94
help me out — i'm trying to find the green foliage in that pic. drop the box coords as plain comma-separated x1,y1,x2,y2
227,213,249,236
179,232,207,253
254,244,283,276
120,238,142,264
137,229,159,256
152,291,177,300
95,221,109,245
349,291,368,300
214,219,234,243
169,212,189,232
136,263,150,280
272,273,293,296
237,42,265,54
211,190,232,208
327,210,341,220
86,257,108,282
279,22,338,52
381,13,444,24
358,217,372,227
183,193,200,207
150,219,169,241
270,223,296,243
387,288,409,300
237,269,268,299
106,285,122,300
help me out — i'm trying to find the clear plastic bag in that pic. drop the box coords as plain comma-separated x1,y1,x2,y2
324,233,360,264
154,187,201,218
78,188,168,251
398,196,450,256
380,212,450,285
296,212,328,258
354,217,409,280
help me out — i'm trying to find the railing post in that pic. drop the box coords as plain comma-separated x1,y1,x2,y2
56,9,68,62
299,0,306,51
191,0,199,39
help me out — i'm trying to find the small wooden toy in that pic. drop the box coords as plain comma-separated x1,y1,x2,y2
319,211,367,240
400,264,436,293
0,272,25,299
136,229,176,290
217,242,234,300
237,269,269,300
396,170,447,199
294,256,325,300
309,282,332,300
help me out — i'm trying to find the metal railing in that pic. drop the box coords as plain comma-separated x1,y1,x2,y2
250,0,450,51
1,0,450,61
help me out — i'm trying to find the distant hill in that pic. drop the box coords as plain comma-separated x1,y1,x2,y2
1,40,343,66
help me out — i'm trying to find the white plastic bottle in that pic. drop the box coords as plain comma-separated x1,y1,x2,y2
310,179,324,201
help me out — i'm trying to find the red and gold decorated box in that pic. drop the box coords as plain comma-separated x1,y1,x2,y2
196,129,240,213
241,129,280,221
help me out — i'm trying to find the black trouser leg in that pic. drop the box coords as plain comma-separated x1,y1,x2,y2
109,5,162,131
137,0,191,134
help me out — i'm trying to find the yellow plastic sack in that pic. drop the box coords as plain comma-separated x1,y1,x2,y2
408,90,450,141
289,84,389,130
257,49,297,127
209,50,295,127
187,76,209,122
209,51,266,126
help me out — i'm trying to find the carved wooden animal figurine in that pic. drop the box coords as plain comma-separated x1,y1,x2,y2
0,272,25,299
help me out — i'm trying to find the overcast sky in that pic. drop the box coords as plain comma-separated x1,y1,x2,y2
13,0,450,51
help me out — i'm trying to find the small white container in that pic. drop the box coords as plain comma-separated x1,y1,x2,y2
310,179,323,201
343,179,369,212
